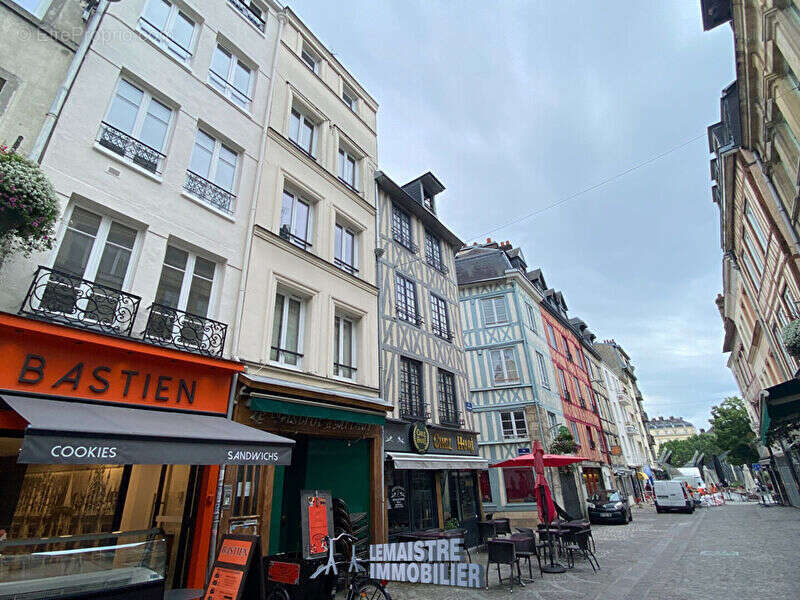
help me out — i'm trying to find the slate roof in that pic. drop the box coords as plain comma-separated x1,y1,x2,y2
455,246,512,285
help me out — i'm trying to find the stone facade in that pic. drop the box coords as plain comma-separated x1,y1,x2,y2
647,416,697,451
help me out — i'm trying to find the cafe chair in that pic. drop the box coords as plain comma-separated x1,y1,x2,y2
515,535,542,579
478,521,497,551
486,540,523,592
562,528,599,572
494,517,512,536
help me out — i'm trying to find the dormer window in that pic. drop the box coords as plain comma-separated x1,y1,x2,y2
423,192,435,213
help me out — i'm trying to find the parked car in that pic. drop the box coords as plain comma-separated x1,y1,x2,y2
654,480,695,514
587,489,632,524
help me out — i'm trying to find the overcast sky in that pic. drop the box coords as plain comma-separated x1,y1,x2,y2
290,0,740,428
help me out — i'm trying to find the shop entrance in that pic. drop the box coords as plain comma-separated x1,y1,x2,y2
583,467,603,496
443,471,480,547
271,435,371,554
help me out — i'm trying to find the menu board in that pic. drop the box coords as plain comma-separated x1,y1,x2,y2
203,535,263,600
300,489,334,560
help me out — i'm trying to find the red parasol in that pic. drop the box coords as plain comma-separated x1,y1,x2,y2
531,441,556,524
490,452,587,469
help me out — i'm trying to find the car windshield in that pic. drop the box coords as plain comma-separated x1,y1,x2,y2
592,490,622,502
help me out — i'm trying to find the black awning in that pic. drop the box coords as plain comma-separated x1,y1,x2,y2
3,395,294,465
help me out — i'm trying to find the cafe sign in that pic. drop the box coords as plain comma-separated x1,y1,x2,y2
386,422,478,457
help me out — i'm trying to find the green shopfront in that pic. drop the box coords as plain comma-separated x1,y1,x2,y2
384,420,487,547
221,374,389,557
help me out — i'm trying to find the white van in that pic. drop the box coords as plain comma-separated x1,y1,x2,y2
653,480,695,514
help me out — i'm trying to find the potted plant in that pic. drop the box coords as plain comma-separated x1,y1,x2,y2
0,145,58,257
550,426,579,473
782,319,800,358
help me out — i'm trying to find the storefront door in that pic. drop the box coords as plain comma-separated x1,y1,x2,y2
583,467,602,496
152,465,200,589
443,471,480,548
409,471,436,531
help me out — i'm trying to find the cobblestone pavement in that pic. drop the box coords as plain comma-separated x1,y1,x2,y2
384,503,800,600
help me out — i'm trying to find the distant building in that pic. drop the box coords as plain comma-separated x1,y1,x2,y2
647,416,697,451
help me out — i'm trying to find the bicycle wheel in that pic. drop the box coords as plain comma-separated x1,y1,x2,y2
265,585,291,600
348,580,391,600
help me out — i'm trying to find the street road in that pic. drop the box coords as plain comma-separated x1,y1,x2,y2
388,503,800,600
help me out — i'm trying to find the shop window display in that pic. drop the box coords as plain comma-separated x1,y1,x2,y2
503,467,535,503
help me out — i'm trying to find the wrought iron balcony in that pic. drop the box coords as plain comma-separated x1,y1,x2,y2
439,409,463,427
399,398,429,422
270,346,304,365
19,266,141,336
333,257,358,275
392,230,418,254
426,256,449,274
333,362,357,379
97,122,166,175
143,303,227,358
279,225,312,251
396,307,424,327
227,0,266,31
184,171,235,214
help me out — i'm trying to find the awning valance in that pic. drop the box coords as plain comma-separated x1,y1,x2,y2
760,379,800,444
387,451,488,470
248,394,385,425
3,395,294,465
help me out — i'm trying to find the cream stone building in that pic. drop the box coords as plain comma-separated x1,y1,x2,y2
703,0,800,507
647,417,697,452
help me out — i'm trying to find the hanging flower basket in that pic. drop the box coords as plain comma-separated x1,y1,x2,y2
0,146,58,256
782,319,800,358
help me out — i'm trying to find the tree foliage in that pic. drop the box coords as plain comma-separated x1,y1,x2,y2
662,433,721,467
709,397,759,465
550,426,578,454
662,397,758,467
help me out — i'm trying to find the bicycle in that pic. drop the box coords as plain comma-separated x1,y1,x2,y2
266,532,390,600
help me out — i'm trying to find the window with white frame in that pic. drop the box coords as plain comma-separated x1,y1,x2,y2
525,303,537,332
100,79,172,174
289,107,315,155
430,293,451,340
395,273,419,325
500,410,527,439
300,44,319,73
569,421,581,445
139,0,196,62
481,296,508,326
573,376,585,407
209,44,253,110
558,368,569,399
334,314,356,378
536,351,550,388
546,322,557,349
149,245,216,344
43,207,138,323
490,348,520,385
334,222,357,274
547,411,558,429
280,190,312,250
342,85,357,111
743,232,764,275
186,130,238,213
270,291,304,366
10,0,50,17
338,147,359,190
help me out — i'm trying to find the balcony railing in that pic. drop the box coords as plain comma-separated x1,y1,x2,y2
396,307,424,327
279,225,312,251
184,171,235,214
399,398,429,421
97,122,166,175
439,409,463,427
333,257,358,275
227,0,265,31
143,303,227,358
271,346,304,365
426,257,449,274
392,231,418,253
19,266,141,336
333,362,357,379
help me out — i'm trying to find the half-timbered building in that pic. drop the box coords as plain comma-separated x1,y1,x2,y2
375,171,484,546
455,241,564,525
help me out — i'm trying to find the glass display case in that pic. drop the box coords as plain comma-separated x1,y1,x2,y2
0,528,166,600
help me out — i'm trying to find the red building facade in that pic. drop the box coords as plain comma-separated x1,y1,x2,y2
539,294,608,477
